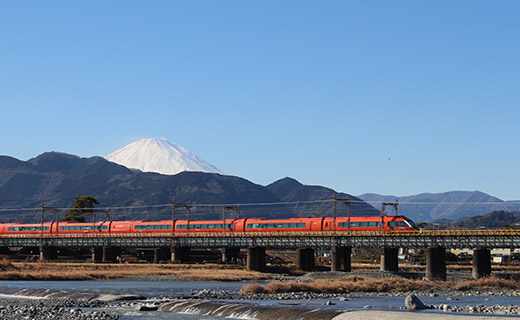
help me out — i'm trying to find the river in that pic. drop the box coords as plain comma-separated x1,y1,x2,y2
0,280,518,319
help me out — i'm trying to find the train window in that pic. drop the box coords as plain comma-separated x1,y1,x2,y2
368,222,381,227
136,225,171,230
61,226,107,231
406,220,419,228
350,222,360,227
9,226,50,232
388,221,408,227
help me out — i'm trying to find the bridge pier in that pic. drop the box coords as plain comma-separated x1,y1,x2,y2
222,247,240,263
380,248,399,272
297,248,315,271
425,246,446,281
102,246,121,263
171,246,190,263
39,246,58,261
331,245,351,272
472,248,491,279
91,247,103,263
246,247,266,271
154,247,171,264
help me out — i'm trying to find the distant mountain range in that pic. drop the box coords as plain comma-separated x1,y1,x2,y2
357,192,520,223
450,210,520,229
0,152,375,223
1,137,518,225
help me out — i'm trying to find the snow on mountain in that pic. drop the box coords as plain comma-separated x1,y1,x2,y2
105,138,225,175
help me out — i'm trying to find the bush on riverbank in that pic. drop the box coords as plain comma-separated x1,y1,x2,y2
0,258,17,271
452,276,520,290
239,275,520,295
240,275,436,294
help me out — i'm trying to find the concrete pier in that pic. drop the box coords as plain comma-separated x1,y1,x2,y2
380,248,399,272
472,248,491,279
246,247,266,271
331,245,351,272
222,247,240,263
296,248,315,271
154,247,171,263
39,246,58,261
102,246,121,263
171,246,190,263
425,246,446,281
91,247,103,263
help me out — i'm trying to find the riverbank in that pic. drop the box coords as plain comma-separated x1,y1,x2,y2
0,259,274,281
240,274,520,296
0,278,519,318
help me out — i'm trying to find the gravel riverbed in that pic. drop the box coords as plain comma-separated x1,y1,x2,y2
1,269,519,319
0,298,116,320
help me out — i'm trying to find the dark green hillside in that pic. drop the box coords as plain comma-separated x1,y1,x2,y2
267,177,380,217
452,210,520,229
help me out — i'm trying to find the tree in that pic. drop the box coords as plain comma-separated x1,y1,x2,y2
61,196,99,222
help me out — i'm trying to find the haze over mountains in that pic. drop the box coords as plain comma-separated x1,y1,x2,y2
0,138,518,224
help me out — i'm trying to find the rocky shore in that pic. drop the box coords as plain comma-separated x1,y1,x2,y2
0,298,116,320
0,269,519,319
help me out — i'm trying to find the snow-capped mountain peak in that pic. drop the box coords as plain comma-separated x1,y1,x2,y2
105,138,225,175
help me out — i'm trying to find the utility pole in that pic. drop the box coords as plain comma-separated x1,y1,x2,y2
332,195,352,231
39,204,60,261
171,198,191,232
381,200,399,230
223,205,241,230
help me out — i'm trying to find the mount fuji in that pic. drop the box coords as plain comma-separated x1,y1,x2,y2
105,138,225,175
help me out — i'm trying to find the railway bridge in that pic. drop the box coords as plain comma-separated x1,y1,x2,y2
1,229,519,281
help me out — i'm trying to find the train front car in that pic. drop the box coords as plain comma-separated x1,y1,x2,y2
333,215,420,232
384,215,420,231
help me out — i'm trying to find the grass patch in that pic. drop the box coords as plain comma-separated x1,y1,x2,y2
452,276,520,290
240,275,520,295
0,262,274,281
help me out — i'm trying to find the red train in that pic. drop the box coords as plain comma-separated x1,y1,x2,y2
0,215,418,235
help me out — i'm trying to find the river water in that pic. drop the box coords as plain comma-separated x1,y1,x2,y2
0,280,518,319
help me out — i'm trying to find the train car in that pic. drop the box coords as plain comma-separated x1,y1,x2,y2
57,221,111,234
109,220,138,233
174,219,236,233
245,218,314,232
1,222,55,235
133,220,173,233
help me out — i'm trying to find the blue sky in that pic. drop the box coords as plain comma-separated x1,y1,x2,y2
1,1,519,200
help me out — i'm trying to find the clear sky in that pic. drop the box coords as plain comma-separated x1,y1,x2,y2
1,1,519,200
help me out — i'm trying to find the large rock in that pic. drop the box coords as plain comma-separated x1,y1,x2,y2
404,294,428,310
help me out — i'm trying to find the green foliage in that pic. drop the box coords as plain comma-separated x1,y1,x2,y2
61,196,99,222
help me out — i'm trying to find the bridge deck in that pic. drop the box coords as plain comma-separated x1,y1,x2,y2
0,229,519,249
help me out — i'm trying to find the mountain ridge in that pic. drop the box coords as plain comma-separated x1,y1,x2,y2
357,191,518,222
0,153,374,222
105,138,225,175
